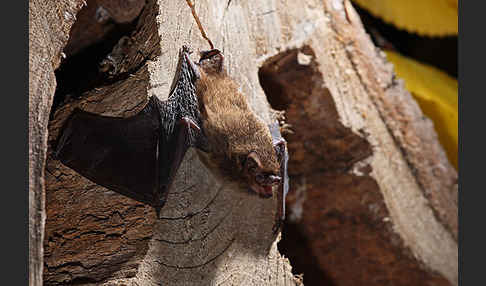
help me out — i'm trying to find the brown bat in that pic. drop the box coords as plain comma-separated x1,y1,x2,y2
196,50,282,195
55,47,289,230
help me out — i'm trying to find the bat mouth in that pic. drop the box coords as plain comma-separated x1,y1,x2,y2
249,174,281,198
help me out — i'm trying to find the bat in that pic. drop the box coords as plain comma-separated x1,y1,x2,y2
55,46,289,230
193,49,289,230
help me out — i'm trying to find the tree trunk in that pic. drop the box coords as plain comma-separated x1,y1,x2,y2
29,0,457,285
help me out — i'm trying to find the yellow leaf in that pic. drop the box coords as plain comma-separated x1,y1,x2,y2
385,50,457,169
352,0,457,37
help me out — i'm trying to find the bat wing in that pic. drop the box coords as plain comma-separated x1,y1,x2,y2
55,97,162,205
55,47,204,212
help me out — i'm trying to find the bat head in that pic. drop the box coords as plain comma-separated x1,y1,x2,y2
197,113,283,199
218,113,283,198
242,151,282,198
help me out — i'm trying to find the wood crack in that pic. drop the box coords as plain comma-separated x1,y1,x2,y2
154,238,235,269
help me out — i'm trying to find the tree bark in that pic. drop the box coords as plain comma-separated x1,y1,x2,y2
29,0,86,285
30,0,457,285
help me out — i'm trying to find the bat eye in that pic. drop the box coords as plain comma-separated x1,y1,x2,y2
256,173,265,184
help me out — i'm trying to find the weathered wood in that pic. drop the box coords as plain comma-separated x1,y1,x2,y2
29,0,86,285
278,1,457,285
32,0,457,285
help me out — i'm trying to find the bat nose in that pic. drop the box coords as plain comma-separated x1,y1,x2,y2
268,175,281,185
256,174,281,186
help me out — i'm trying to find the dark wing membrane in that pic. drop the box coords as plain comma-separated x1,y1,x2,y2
55,98,161,205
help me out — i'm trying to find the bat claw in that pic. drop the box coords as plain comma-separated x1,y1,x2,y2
182,45,193,54
181,117,201,132
182,46,200,79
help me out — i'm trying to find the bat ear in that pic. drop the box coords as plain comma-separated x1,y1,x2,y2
245,151,262,172
198,49,224,74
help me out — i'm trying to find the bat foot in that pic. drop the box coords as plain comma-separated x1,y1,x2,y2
199,49,222,61
198,49,224,74
280,123,294,135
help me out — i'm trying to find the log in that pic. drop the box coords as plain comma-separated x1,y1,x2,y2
29,0,86,285
276,1,457,285
29,0,457,285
